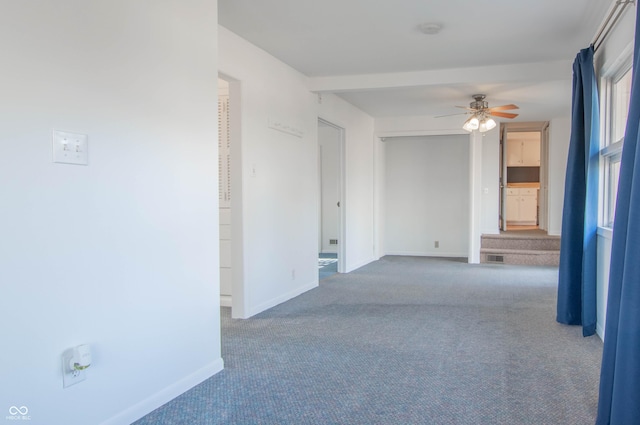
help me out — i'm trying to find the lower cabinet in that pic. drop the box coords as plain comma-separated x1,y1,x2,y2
506,188,538,225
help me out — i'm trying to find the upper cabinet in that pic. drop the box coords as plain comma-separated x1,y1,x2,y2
507,138,540,167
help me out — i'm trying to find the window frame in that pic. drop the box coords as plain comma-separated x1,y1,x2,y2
599,53,632,230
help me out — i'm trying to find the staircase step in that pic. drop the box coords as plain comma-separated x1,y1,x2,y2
480,248,560,267
481,234,560,251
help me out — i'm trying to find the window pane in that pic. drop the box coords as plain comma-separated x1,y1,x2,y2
607,159,621,227
613,68,632,143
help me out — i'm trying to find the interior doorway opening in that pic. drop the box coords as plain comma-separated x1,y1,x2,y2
218,78,232,306
218,74,246,318
318,118,345,279
500,122,550,234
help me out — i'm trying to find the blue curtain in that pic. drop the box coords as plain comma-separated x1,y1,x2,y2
596,4,640,423
556,46,600,337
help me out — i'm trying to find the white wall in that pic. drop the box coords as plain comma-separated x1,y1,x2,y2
218,26,319,317
376,115,466,137
384,135,470,257
481,130,501,235
376,116,501,260
0,2,222,425
547,116,572,236
379,114,569,237
375,135,387,259
318,94,378,272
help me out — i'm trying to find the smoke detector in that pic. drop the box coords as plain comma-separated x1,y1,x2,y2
419,23,443,35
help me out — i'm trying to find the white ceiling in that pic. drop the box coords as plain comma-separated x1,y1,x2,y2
218,0,613,122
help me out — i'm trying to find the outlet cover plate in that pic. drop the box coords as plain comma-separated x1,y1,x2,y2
62,349,87,388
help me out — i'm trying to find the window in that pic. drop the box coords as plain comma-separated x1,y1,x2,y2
612,68,632,144
601,65,632,228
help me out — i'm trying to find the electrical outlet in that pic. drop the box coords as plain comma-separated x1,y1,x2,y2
291,269,295,280
62,349,87,388
435,241,439,248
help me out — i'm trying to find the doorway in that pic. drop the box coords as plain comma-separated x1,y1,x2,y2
318,119,345,279
218,75,246,318
218,78,232,306
500,122,549,233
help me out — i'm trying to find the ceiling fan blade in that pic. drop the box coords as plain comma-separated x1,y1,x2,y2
489,111,519,119
455,106,476,111
434,112,471,118
488,104,519,111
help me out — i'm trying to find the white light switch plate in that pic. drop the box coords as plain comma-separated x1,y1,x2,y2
53,130,88,165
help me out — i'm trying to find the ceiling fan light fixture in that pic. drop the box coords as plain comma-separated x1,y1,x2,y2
463,116,479,132
478,117,497,132
440,95,517,132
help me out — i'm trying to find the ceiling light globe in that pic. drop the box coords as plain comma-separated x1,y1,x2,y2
462,116,479,132
484,118,497,131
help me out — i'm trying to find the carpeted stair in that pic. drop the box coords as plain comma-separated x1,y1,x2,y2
480,233,560,266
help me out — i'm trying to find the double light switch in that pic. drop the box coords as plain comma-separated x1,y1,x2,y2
52,130,88,165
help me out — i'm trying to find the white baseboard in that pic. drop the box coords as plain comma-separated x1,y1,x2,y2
547,227,561,236
596,324,605,341
384,251,467,258
220,294,232,307
344,256,376,273
100,358,224,425
248,280,318,317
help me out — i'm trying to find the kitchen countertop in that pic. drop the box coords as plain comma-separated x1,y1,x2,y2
507,183,540,189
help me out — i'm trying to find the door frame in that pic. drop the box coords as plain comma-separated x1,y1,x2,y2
317,118,346,273
218,73,246,319
539,123,550,231
500,125,508,231
500,122,549,232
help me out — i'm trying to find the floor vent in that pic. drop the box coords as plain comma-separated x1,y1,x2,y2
487,254,504,263
329,239,338,245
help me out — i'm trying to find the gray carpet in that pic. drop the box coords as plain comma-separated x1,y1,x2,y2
135,256,603,425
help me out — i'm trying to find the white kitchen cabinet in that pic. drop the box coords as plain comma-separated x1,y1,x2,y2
506,188,538,225
507,139,540,166
506,189,520,222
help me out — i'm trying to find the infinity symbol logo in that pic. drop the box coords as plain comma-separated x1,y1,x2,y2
9,406,28,415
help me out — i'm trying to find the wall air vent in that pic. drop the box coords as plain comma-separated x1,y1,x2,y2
487,255,504,263
329,239,338,245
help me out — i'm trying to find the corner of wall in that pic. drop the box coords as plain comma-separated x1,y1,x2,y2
101,359,224,425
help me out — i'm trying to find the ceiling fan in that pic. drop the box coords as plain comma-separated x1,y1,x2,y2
437,94,519,132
